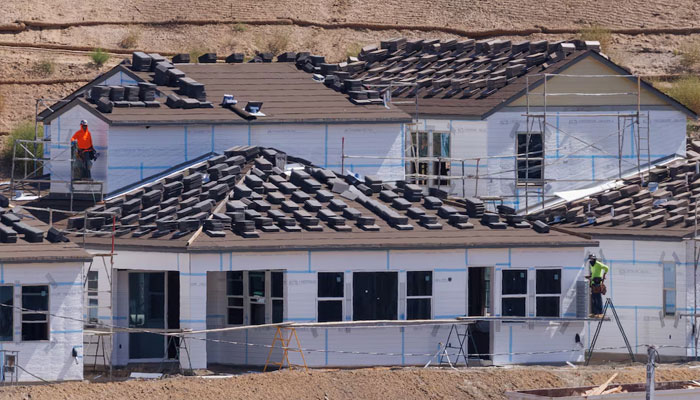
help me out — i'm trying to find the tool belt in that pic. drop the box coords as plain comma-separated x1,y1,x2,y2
590,277,607,295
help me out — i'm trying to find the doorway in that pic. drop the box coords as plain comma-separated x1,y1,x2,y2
468,267,491,317
128,271,179,360
468,267,491,360
353,272,398,320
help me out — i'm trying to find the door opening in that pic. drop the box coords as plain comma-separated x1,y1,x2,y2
467,267,491,360
353,272,398,321
128,271,179,361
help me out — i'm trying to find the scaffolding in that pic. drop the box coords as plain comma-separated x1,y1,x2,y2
520,73,651,213
340,73,654,213
9,138,103,210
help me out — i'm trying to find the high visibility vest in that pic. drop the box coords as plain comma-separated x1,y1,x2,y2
71,128,93,150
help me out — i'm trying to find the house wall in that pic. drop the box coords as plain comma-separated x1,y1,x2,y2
581,238,693,360
105,121,404,194
46,105,109,194
197,246,586,367
0,261,83,382
485,108,686,211
86,245,590,368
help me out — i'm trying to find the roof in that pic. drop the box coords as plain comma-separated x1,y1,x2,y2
533,142,700,240
52,146,595,252
0,208,93,264
302,38,697,119
41,62,411,126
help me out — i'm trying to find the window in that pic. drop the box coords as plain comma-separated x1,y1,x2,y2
226,271,243,325
663,262,676,316
271,271,284,323
516,132,543,183
501,270,527,316
317,272,344,322
0,287,12,341
535,269,561,317
249,271,265,297
87,271,98,325
226,270,284,325
407,131,451,187
407,271,432,320
22,285,49,341
409,131,429,185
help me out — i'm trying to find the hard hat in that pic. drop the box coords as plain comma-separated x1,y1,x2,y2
588,254,597,260
80,120,88,126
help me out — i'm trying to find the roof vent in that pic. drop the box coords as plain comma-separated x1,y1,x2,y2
221,94,237,106
245,101,265,116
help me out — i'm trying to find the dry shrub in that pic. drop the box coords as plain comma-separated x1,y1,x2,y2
663,76,700,115
578,24,612,53
188,45,207,62
34,58,55,77
118,29,140,49
232,23,248,33
262,32,289,55
345,42,362,59
679,40,700,70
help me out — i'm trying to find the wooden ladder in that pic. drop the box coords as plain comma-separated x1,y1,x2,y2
263,327,309,372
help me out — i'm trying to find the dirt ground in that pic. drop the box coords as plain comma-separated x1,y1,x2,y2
0,364,698,400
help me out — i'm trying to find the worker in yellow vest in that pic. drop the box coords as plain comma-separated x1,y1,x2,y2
585,254,609,317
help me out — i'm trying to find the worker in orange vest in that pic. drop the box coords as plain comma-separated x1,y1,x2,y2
71,120,96,179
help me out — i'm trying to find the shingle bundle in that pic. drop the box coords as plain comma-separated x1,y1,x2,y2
138,82,157,102
131,52,152,71
178,77,206,101
141,190,162,209
162,181,184,199
89,85,111,103
124,85,140,101
403,184,423,202
183,173,203,191
465,197,485,218
0,225,17,243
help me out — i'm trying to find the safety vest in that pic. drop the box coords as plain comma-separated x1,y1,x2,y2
71,128,93,150
590,260,609,278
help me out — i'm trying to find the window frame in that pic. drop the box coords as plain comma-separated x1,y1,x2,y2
406,130,452,187
226,271,244,326
406,271,433,320
500,269,528,317
662,262,676,317
271,271,284,323
535,268,562,318
0,285,13,342
86,271,99,326
21,285,49,342
515,131,544,185
317,272,344,322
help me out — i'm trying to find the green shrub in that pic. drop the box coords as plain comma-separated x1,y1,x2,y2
578,24,612,53
90,48,110,68
34,59,55,77
663,76,700,115
232,23,248,33
118,30,140,49
679,41,700,70
1,122,41,174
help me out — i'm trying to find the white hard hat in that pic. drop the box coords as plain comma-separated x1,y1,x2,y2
80,119,88,126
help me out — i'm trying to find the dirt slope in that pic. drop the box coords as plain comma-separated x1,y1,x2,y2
0,364,699,400
4,0,700,29
1,0,700,134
